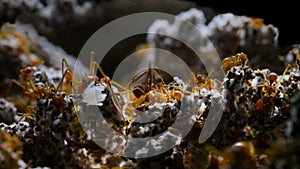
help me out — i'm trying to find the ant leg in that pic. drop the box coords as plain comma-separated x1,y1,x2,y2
129,71,147,89
5,79,25,97
170,85,193,95
250,84,264,89
277,88,290,98
61,58,81,83
61,58,72,77
93,61,128,91
206,71,214,79
25,105,36,117
15,105,36,121
93,61,106,79
93,61,127,123
56,68,73,93
190,72,197,85
147,62,153,89
90,51,95,76
275,64,292,88
152,66,165,85
28,79,37,91
215,79,224,90
61,58,82,90
111,81,128,92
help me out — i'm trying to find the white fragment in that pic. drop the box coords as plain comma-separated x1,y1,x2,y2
82,83,107,106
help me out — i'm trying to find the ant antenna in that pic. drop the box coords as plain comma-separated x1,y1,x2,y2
275,64,292,88
90,51,95,76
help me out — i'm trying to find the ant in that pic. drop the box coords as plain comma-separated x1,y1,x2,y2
55,51,127,122
5,65,67,118
6,66,54,100
222,52,248,71
7,51,128,122
190,72,214,91
128,63,165,107
124,63,183,112
253,64,292,116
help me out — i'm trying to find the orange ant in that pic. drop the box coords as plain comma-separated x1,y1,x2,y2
125,63,183,112
6,66,55,100
222,52,248,71
5,65,68,118
190,71,215,91
6,51,127,121
58,52,127,122
254,64,292,115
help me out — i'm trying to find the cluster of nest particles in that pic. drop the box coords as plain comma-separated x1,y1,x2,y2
0,4,300,169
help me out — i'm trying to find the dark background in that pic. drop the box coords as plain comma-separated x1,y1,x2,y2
97,0,299,76
74,0,300,55
1,0,298,55
193,0,300,47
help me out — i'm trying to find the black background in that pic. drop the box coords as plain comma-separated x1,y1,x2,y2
99,0,300,75
193,0,300,47
1,0,298,55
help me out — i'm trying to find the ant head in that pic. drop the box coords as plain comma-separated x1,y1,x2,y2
129,67,173,90
268,73,278,84
22,66,35,73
